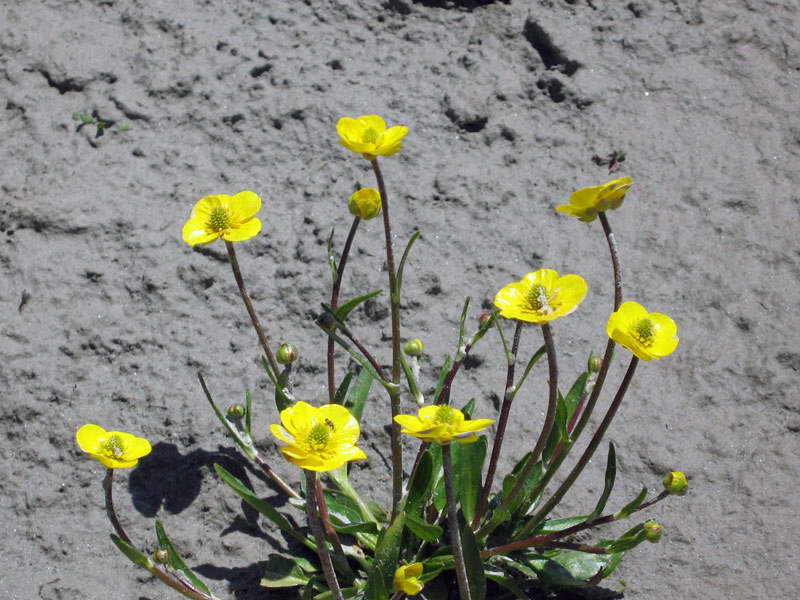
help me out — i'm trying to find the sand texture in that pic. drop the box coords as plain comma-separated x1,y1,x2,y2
1,1,799,599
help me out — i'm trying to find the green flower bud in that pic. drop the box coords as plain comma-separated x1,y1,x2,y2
644,520,662,543
277,343,299,365
226,404,246,419
478,312,493,327
662,471,688,495
153,549,169,564
587,353,603,374
404,338,425,357
348,187,382,220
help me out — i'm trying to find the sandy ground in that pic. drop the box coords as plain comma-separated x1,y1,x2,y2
2,1,799,599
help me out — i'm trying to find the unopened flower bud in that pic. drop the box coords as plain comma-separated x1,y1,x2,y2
404,338,425,357
277,343,298,365
227,404,246,419
588,353,603,374
478,312,493,327
153,549,169,564
644,520,662,543
662,471,688,496
348,187,382,220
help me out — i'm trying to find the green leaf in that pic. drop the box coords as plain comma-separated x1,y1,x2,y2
485,571,528,600
460,523,486,600
199,374,257,461
322,490,379,535
605,522,648,552
244,389,253,438
274,367,293,412
405,450,434,518
367,513,405,598
155,520,211,595
395,230,421,299
563,372,589,420
260,554,313,588
509,345,546,398
405,512,443,542
432,355,453,405
452,435,487,524
614,484,648,520
110,534,152,569
364,564,388,600
542,392,569,463
214,464,314,550
333,371,354,406
499,453,544,518
400,350,424,406
326,227,338,283
343,367,373,423
534,516,588,534
457,297,471,352
335,289,382,323
589,442,616,520
327,465,378,526
460,398,476,419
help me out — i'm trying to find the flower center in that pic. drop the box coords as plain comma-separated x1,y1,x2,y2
207,206,231,232
630,318,655,347
362,127,379,144
526,284,556,315
102,434,126,459
306,423,332,451
433,405,455,426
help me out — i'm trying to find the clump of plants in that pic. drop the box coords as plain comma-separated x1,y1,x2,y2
76,114,688,600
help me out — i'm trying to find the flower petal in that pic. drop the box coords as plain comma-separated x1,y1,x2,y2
76,424,106,454
229,190,262,222
182,217,219,246
357,114,387,133
222,217,262,242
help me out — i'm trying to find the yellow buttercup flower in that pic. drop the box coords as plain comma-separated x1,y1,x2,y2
270,401,367,472
182,190,262,246
76,424,152,469
494,268,588,324
606,301,679,361
555,176,633,222
348,187,382,220
394,563,424,596
336,114,409,160
394,405,494,445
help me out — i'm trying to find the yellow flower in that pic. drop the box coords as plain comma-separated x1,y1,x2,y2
493,269,588,324
662,471,688,495
270,401,367,472
606,301,679,361
555,176,633,222
76,424,152,469
394,563,424,596
394,405,494,445
348,187,382,220
336,114,409,159
182,190,262,246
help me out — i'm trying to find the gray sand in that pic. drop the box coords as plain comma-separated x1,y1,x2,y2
2,1,798,599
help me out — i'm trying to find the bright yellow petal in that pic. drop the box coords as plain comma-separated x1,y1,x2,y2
182,217,219,246
270,424,295,444
555,274,588,313
76,424,107,454
417,405,441,422
524,269,560,291
650,334,679,358
93,454,139,469
459,418,495,433
394,414,425,431
191,194,225,219
337,117,372,153
229,190,262,222
357,114,387,133
376,125,409,155
337,445,367,462
282,401,315,435
222,217,261,242
568,186,604,209
122,435,152,460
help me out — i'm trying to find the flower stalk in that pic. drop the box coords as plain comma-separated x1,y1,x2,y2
442,445,472,600
306,471,345,600
327,216,362,403
371,157,403,515
103,468,132,545
224,241,281,380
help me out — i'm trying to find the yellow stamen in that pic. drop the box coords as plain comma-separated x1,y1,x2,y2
207,206,231,232
630,318,655,347
434,405,455,425
527,284,555,315
307,423,331,450
102,434,126,459
362,127,379,144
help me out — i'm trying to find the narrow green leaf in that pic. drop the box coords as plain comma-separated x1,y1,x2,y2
155,520,211,595
260,554,312,588
333,371,354,406
460,523,486,600
274,367,293,412
344,367,373,423
405,512,443,542
484,571,527,600
605,523,647,552
199,374,257,461
452,435,487,524
542,392,569,463
614,484,648,520
509,345,546,398
326,227,338,283
395,230,422,298
327,466,378,525
335,289,382,323
405,450,434,518
400,350,424,405
364,564,388,600
563,371,589,419
457,297,471,352
321,489,378,534
498,453,544,518
110,534,152,569
534,516,588,534
370,513,405,594
589,442,616,520
214,464,314,550
460,398,476,419
244,389,253,438
432,356,453,405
